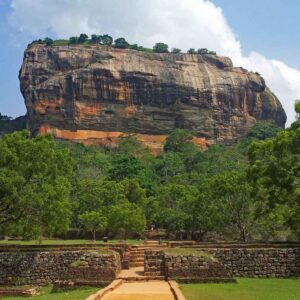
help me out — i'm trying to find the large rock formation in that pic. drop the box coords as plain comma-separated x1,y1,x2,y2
20,44,286,152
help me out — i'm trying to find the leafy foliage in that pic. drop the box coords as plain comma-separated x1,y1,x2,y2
153,42,169,53
1,109,296,241
114,37,130,49
0,131,73,238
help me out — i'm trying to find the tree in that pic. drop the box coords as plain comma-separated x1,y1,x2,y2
0,131,73,239
78,33,88,43
208,171,254,241
164,129,194,153
72,179,105,226
109,154,144,181
171,48,181,54
153,42,169,53
209,51,217,55
100,34,113,46
108,202,146,239
155,152,185,181
79,211,107,241
114,37,130,49
0,113,11,121
157,184,197,234
91,34,101,43
43,37,54,46
130,44,140,51
188,48,196,54
248,127,300,236
246,123,281,141
69,37,79,44
197,48,208,54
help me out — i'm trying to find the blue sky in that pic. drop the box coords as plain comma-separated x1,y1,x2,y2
214,0,300,68
0,0,299,125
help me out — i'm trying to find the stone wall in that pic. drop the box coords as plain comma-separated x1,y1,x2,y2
144,250,231,281
164,255,231,280
145,247,300,279
0,250,121,286
202,247,300,278
144,250,165,276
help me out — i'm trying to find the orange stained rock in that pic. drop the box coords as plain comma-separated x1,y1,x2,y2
39,125,208,154
75,102,102,119
124,104,137,115
35,99,64,114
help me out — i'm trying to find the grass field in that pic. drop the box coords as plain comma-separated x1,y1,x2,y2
0,239,143,246
180,278,300,300
2,286,99,300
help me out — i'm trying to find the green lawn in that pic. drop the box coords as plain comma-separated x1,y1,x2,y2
164,247,212,258
0,239,143,246
180,278,300,300
2,286,99,300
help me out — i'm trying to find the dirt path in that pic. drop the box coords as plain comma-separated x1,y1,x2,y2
101,281,175,300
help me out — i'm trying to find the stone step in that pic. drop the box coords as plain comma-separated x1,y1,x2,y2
119,276,165,282
144,271,163,276
129,262,144,267
130,258,144,263
130,254,144,258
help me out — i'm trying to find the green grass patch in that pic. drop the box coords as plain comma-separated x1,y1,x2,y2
180,278,300,300
96,248,114,255
69,260,81,268
1,286,99,300
0,239,143,246
52,39,69,46
164,248,212,258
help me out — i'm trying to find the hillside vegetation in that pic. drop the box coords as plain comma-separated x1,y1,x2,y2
0,108,299,242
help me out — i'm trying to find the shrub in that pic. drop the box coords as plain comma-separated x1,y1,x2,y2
114,37,130,49
153,42,169,53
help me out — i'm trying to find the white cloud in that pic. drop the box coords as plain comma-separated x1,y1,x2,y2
8,0,300,125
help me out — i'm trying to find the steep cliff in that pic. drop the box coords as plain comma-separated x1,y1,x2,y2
20,44,286,152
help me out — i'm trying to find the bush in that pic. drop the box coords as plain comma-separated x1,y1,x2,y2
188,48,197,54
171,48,182,54
197,48,209,54
69,37,79,44
153,42,169,53
78,33,88,43
114,37,130,49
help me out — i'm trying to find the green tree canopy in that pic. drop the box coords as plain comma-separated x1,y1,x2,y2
114,37,130,49
188,48,197,54
197,48,209,54
0,131,73,239
248,128,300,235
79,211,107,241
100,34,113,46
78,33,88,43
153,42,169,53
108,202,146,239
171,48,181,54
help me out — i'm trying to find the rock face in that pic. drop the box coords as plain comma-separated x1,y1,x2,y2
20,44,286,151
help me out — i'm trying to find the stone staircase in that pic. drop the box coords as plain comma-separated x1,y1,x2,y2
129,240,161,268
117,240,166,281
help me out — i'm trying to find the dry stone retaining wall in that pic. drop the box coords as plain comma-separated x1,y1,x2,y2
164,255,230,279
0,250,121,286
145,247,300,279
202,248,300,278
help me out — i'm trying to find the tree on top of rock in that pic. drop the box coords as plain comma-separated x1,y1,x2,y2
78,33,88,43
114,37,130,49
153,42,169,53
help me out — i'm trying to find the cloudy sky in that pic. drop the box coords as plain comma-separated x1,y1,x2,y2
0,0,299,125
